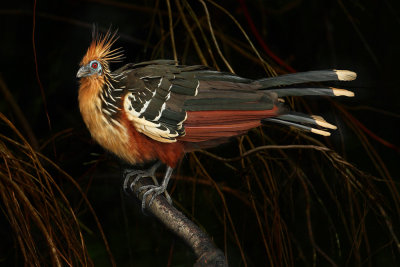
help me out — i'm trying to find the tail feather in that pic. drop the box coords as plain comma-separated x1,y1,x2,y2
269,87,354,97
263,117,331,136
256,70,356,136
276,112,337,130
185,68,357,138
253,70,357,88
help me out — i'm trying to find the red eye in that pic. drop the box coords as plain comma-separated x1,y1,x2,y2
91,62,98,69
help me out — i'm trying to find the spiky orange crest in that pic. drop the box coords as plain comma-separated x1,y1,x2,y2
80,30,124,73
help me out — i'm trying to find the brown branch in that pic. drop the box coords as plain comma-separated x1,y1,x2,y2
129,176,228,267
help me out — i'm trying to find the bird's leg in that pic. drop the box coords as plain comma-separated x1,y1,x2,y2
137,166,174,211
123,162,173,211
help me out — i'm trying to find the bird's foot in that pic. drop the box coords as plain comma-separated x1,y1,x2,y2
137,183,171,211
123,169,156,194
123,162,173,212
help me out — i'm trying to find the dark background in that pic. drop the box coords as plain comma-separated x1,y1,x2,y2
0,0,399,266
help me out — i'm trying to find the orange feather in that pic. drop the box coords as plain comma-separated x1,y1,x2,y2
80,30,123,71
79,75,184,167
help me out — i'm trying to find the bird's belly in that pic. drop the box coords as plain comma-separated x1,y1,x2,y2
87,112,140,163
79,100,141,165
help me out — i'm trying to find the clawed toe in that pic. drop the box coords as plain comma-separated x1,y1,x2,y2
139,185,166,211
123,168,157,195
122,164,174,212
123,170,144,193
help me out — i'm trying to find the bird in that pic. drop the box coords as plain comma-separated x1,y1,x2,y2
76,30,356,210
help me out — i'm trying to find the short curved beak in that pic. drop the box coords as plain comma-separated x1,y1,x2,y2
77,65,90,78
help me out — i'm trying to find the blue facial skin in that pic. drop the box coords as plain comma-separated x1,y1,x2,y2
77,60,102,78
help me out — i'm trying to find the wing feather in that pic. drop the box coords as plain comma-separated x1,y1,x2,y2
115,60,279,143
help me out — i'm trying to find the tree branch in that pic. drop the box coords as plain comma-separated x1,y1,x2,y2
129,176,228,267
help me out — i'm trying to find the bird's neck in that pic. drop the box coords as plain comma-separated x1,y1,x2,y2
78,76,134,162
78,77,104,120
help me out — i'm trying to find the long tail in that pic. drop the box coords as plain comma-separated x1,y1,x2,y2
253,69,356,89
255,69,357,136
263,113,337,136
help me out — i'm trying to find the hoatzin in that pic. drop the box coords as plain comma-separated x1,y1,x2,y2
77,31,356,210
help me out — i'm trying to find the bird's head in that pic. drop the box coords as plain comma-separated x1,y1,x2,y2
77,30,123,79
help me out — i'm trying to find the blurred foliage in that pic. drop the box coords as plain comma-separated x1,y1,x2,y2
0,0,399,266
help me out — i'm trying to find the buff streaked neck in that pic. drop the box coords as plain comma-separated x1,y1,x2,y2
78,76,105,118
78,74,104,94
78,75,136,163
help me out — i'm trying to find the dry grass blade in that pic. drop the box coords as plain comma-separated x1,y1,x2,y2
198,0,234,73
0,113,115,266
198,144,331,162
205,0,276,76
0,74,39,150
332,103,400,216
166,0,178,63
337,0,380,67
175,0,208,65
182,0,219,68
191,152,248,266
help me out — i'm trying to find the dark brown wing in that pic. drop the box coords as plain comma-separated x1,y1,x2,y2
111,60,277,143
110,60,355,143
